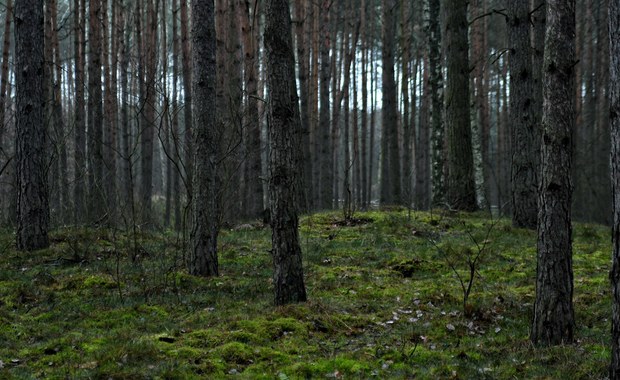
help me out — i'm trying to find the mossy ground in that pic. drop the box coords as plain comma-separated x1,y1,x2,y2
0,210,612,378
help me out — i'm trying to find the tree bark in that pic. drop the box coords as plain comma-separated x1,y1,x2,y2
15,0,49,250
240,0,264,219
429,0,444,206
380,0,401,206
508,0,538,228
318,0,332,210
189,0,219,277
444,0,477,211
531,0,576,346
609,0,620,375
264,0,308,305
88,0,105,223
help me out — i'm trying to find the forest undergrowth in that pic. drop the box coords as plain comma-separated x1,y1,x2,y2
0,209,611,378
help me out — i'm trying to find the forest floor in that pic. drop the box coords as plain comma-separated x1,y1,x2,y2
0,209,612,379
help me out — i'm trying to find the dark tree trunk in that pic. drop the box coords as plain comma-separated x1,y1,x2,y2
189,0,219,277
240,0,264,219
318,0,332,210
380,0,401,206
531,0,576,346
181,0,194,207
508,0,538,229
140,0,157,225
609,0,620,375
264,0,308,305
444,0,477,211
88,0,105,223
429,0,444,206
14,0,49,250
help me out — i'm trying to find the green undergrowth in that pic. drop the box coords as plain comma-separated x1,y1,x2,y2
0,210,612,378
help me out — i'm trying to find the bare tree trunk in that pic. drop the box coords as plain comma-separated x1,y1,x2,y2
293,0,312,212
15,0,49,250
88,0,105,223
239,0,264,219
104,0,119,226
429,0,444,206
181,0,193,209
0,0,11,147
360,0,368,208
189,0,218,277
531,0,576,346
610,0,620,374
264,0,307,305
172,0,182,231
444,0,477,211
140,0,158,225
380,0,401,206
318,0,332,210
74,0,86,224
508,0,538,228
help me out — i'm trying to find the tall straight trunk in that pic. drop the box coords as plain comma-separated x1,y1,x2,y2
416,50,431,210
318,0,332,210
44,0,57,219
104,0,119,225
0,0,11,145
444,0,477,211
51,0,68,224
240,0,264,218
471,0,490,211
264,0,307,305
508,0,538,228
360,0,368,208
172,0,182,230
352,48,360,208
401,0,412,207
610,0,620,375
15,0,49,250
181,0,193,206
294,0,312,212
342,28,351,216
74,0,86,224
88,0,105,223
310,0,320,208
380,0,401,206
163,0,172,227
189,0,218,277
119,0,132,217
429,0,444,206
369,48,376,204
140,0,158,225
531,0,576,346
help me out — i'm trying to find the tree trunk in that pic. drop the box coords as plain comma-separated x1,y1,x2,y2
508,0,538,228
609,0,620,375
444,0,477,211
318,0,332,210
293,0,312,212
380,0,401,206
531,0,576,346
181,0,194,208
189,0,219,277
88,0,105,223
0,0,12,151
172,0,182,231
240,0,264,219
264,0,307,305
140,0,157,225
15,0,49,250
429,0,444,206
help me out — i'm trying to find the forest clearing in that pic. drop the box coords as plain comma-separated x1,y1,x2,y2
0,210,610,378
